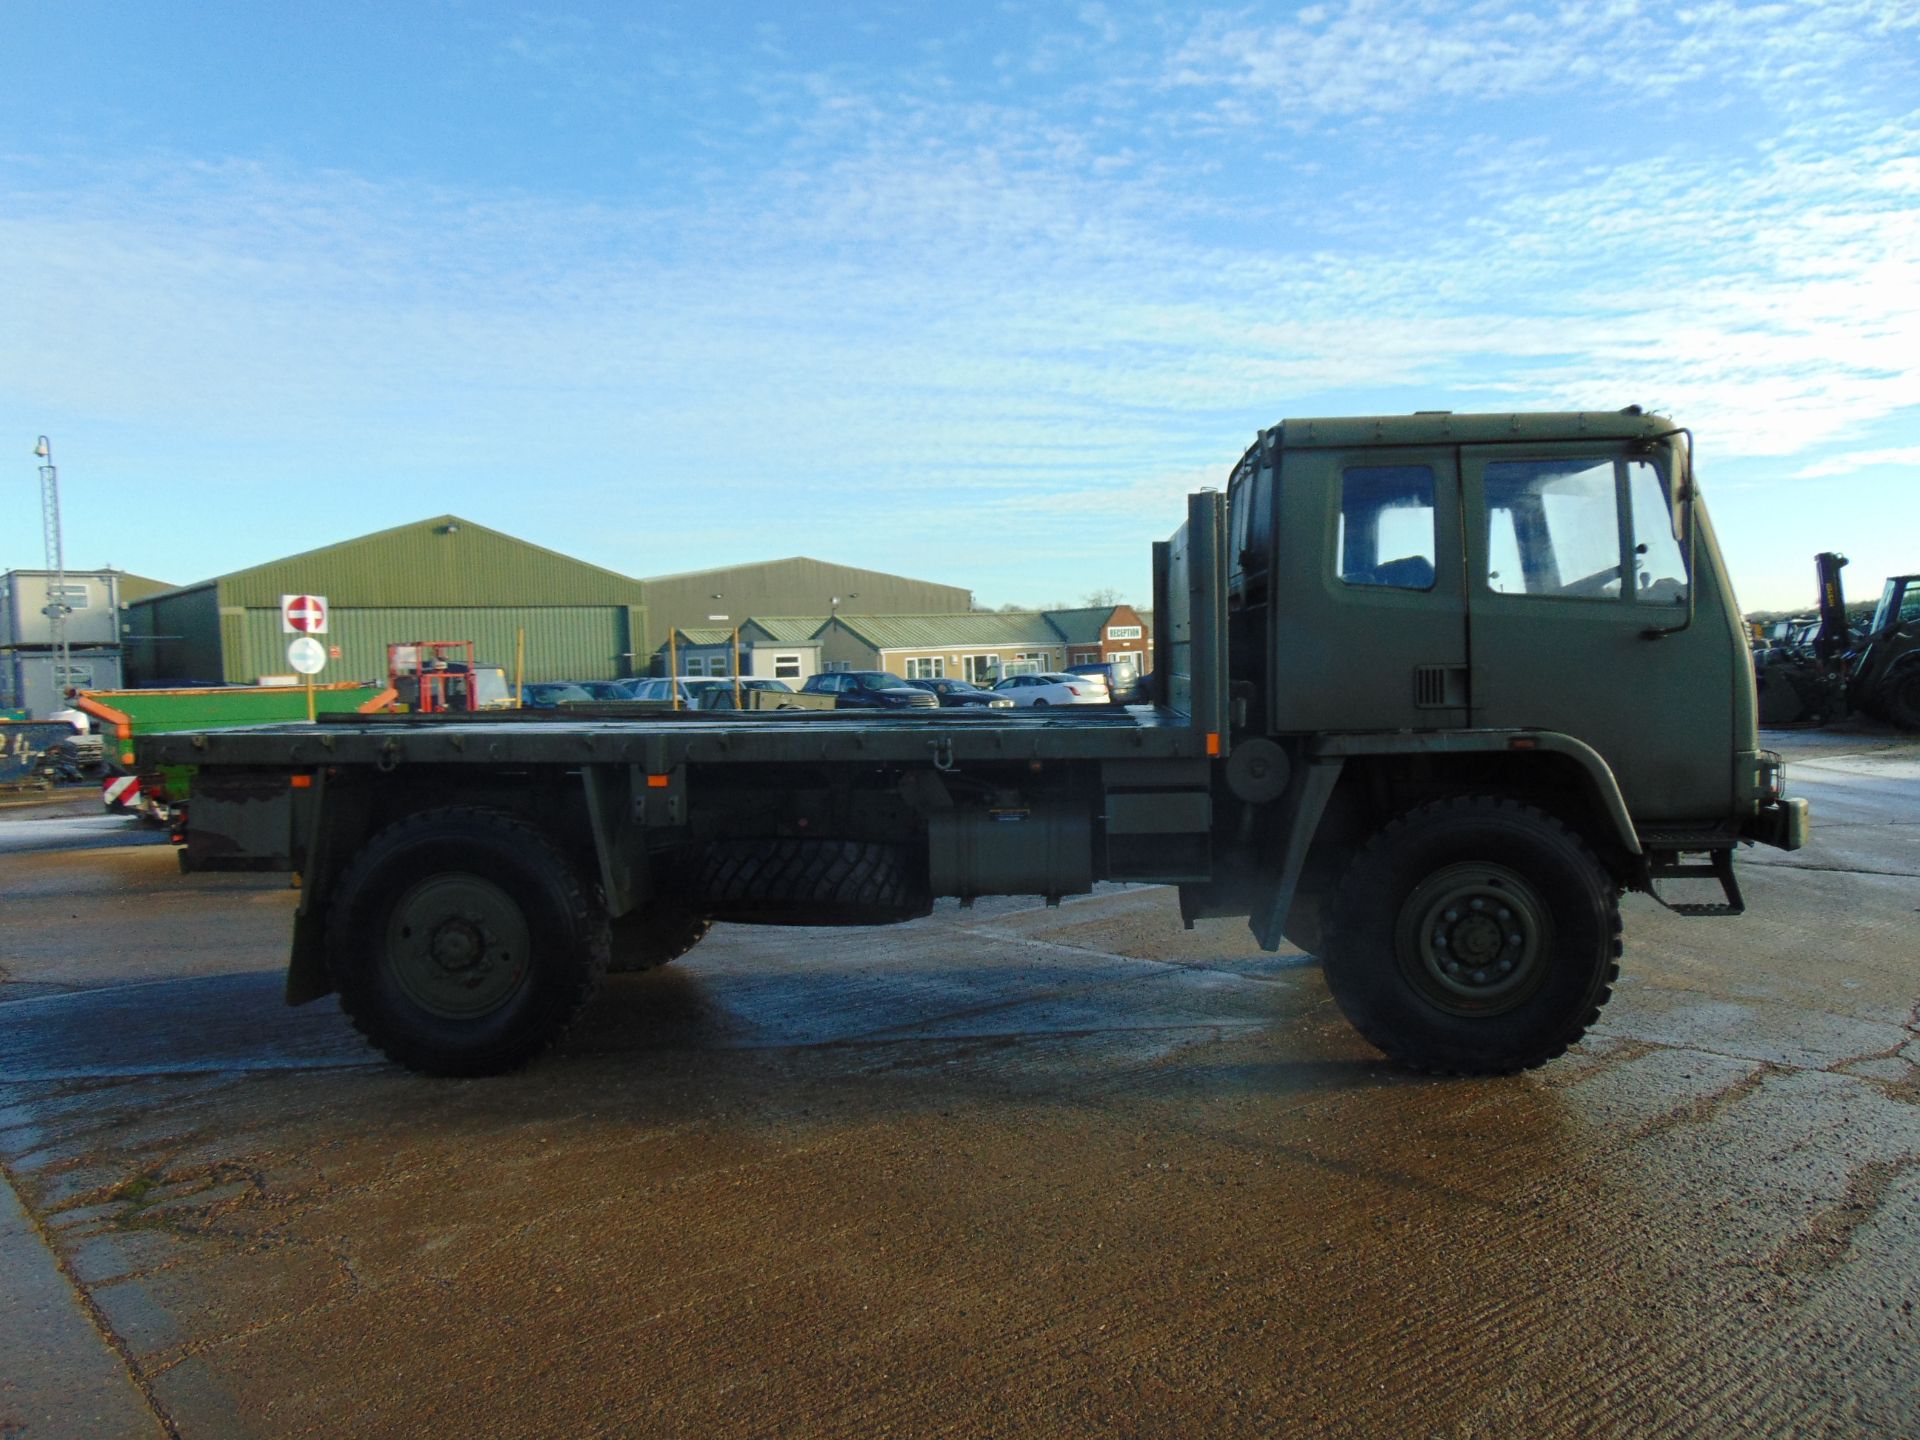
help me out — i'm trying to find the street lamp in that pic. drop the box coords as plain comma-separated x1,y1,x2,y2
34,436,72,701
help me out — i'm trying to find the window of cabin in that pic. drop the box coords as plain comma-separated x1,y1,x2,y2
1483,457,1626,600
1337,465,1437,590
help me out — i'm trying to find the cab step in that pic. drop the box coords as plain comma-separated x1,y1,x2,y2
1646,847,1745,917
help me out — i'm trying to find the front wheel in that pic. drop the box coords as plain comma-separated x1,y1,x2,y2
326,807,609,1076
1031,699,1049,708
1321,797,1621,1075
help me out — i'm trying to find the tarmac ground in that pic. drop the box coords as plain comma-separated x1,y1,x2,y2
2,723,1917,1439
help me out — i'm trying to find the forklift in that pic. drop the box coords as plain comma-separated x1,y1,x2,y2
387,641,515,713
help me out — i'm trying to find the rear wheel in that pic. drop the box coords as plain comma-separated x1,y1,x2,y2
326,807,609,1076
608,902,711,973
1321,797,1621,1075
1032,699,1049,709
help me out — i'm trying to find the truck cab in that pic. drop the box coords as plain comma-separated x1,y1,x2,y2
1186,409,1805,1069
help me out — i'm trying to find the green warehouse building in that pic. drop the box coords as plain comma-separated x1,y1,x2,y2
123,517,649,688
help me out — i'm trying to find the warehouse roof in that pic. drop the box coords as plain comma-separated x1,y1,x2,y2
826,611,1067,650
641,556,946,588
742,616,829,644
135,515,649,609
1043,606,1121,644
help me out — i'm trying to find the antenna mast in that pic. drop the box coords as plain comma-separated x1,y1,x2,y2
34,436,72,699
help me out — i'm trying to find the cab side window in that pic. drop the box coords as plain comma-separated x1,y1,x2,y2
1483,457,1623,599
1337,465,1436,590
1626,460,1689,605
1483,456,1685,604
1226,454,1274,607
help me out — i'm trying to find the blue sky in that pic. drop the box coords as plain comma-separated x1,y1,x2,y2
4,1,1918,611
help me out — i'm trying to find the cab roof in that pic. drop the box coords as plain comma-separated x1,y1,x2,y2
1267,408,1676,452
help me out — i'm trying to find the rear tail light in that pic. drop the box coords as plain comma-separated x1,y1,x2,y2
1066,686,1081,695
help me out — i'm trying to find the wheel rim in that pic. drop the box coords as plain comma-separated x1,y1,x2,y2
1395,862,1551,1016
386,872,532,1018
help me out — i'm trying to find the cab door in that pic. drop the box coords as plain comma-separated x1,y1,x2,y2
1460,442,1726,821
1269,445,1469,732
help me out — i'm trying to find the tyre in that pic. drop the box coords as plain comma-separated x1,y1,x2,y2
1880,661,1920,731
689,837,926,925
608,902,711,973
1321,797,1621,1075
1032,699,1049,709
325,807,609,1076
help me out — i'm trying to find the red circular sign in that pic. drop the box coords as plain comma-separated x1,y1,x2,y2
286,595,327,633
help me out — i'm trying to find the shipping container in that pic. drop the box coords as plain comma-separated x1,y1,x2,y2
0,648,124,718
1,570,125,647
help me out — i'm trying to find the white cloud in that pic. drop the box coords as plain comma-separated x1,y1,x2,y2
1790,445,1920,479
1165,0,1920,121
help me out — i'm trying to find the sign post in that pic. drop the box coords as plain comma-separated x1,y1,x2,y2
287,636,327,720
281,596,331,723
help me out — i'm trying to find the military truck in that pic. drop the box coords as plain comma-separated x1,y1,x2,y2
159,409,1806,1078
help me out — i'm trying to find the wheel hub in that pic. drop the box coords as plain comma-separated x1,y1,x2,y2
387,873,532,1019
429,918,486,972
1397,863,1551,1015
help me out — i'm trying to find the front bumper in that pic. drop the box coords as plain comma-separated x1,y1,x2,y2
1743,797,1810,851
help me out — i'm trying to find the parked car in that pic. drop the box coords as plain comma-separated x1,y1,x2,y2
904,677,1016,709
1064,659,1142,704
991,672,1109,707
519,682,595,709
622,677,732,707
697,678,805,710
563,680,633,700
800,671,940,709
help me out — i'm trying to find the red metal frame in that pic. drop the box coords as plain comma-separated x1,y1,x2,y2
388,641,479,713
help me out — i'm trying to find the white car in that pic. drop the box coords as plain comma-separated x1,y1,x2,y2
991,672,1110,707
622,677,730,707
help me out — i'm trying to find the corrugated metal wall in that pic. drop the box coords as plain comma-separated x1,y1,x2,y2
125,518,651,685
234,606,639,684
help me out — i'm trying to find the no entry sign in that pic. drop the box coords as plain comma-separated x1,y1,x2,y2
281,594,329,634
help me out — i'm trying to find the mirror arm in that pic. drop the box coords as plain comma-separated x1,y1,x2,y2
1640,426,1696,640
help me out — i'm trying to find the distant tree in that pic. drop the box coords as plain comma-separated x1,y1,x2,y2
1080,587,1123,608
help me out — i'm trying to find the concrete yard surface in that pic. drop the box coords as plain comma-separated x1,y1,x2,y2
2,730,1917,1438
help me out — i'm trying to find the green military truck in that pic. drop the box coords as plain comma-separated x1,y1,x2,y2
156,409,1806,1078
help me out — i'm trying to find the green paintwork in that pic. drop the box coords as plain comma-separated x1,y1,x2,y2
1236,410,1748,824
82,682,392,738
122,516,650,686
